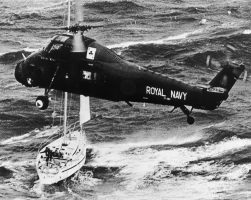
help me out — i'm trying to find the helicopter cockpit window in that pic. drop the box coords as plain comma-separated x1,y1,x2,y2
48,43,63,54
45,42,71,59
55,35,69,43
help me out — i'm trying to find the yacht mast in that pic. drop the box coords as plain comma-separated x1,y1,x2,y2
67,0,71,28
63,0,71,137
63,92,68,136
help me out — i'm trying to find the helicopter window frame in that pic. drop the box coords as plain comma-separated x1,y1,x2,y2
45,41,72,59
48,43,64,54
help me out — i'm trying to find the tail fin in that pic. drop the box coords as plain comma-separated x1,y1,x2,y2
209,63,245,92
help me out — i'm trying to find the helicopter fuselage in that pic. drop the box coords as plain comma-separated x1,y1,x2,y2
15,33,245,124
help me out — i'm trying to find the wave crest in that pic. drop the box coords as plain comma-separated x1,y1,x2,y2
84,1,145,14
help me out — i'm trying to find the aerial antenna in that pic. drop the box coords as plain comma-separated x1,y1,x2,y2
22,53,27,60
63,0,72,138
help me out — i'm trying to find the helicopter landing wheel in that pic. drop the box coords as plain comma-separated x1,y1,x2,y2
36,96,49,110
187,116,195,125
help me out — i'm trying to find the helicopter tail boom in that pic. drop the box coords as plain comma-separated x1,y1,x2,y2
209,63,245,92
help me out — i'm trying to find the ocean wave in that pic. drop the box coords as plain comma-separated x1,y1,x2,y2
143,136,250,188
91,135,251,189
223,148,251,165
38,1,67,12
153,6,207,23
153,13,197,23
183,7,207,14
0,50,32,64
0,160,37,192
191,136,251,162
0,125,60,146
0,98,55,141
174,16,198,22
108,29,202,49
0,132,33,145
81,165,121,180
84,1,145,14
108,30,251,72
154,12,183,18
0,39,22,47
8,7,63,23
203,128,236,144
145,161,251,185
0,98,34,107
0,113,28,122
0,166,13,179
182,49,226,68
10,12,46,21
0,20,15,26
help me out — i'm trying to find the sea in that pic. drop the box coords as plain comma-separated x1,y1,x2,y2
0,0,251,199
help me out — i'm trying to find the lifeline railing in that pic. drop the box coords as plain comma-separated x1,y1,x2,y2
37,121,81,152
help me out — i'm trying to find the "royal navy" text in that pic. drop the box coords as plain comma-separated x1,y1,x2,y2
146,86,166,97
170,90,187,100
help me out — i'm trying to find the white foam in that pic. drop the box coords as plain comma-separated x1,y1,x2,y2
222,164,251,180
0,133,32,145
34,126,60,138
31,182,45,196
243,29,251,34
0,126,59,145
32,181,66,198
0,159,35,176
196,136,251,159
154,136,251,167
90,136,251,190
107,30,202,49
204,121,226,129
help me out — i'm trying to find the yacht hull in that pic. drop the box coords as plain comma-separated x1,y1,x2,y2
36,131,86,185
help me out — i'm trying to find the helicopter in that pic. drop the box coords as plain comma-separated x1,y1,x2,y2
14,7,245,125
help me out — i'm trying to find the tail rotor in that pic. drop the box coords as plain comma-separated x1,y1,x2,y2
206,43,247,82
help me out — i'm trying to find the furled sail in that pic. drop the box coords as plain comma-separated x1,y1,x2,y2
79,95,91,125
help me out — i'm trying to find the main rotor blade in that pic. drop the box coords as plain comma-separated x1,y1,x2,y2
206,44,239,69
72,0,86,53
75,0,83,23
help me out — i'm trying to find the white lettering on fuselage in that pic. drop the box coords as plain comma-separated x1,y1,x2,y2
170,90,187,101
146,86,166,97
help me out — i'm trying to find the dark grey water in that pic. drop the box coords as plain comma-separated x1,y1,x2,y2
0,0,250,199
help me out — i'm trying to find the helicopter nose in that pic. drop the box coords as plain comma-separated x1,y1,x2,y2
15,60,25,85
15,60,41,87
